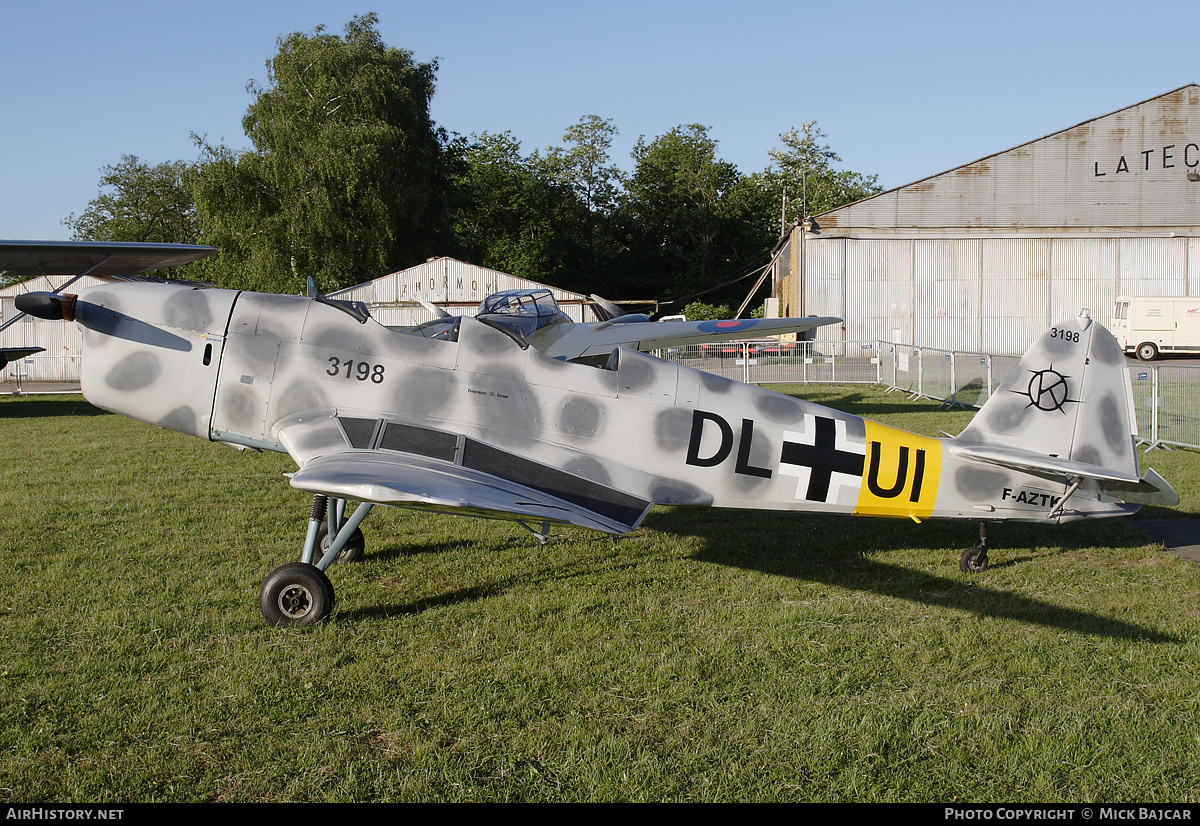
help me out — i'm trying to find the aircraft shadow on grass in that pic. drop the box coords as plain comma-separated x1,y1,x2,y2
0,397,108,419
330,506,1175,645
645,507,1178,644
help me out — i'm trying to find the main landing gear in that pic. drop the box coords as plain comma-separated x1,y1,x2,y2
259,494,374,626
959,522,991,573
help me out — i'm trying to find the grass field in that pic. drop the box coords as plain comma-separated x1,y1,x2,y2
1,386,1198,802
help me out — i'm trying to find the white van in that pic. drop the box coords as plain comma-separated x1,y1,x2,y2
1112,296,1200,360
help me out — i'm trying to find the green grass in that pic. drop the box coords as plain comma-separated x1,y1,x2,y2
1,387,1198,802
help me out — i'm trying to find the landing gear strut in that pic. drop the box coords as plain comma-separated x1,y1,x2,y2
258,494,374,625
959,522,990,573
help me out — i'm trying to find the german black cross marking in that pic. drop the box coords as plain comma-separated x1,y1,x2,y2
779,416,865,502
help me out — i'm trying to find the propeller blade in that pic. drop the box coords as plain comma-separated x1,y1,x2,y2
15,292,77,321
589,294,626,321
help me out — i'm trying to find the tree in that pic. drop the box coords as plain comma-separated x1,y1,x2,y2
681,300,732,320
760,122,881,229
191,13,451,293
539,115,622,217
64,156,199,245
532,116,625,289
447,131,572,280
617,124,761,303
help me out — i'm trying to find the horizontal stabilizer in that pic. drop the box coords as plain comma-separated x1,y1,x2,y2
1096,468,1180,507
952,443,1179,507
952,443,1142,485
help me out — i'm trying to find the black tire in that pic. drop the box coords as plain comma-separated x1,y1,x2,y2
315,521,365,564
959,546,989,573
260,562,334,626
1136,341,1159,362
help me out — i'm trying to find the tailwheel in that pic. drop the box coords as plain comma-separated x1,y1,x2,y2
959,545,989,572
316,520,365,564
260,562,335,626
959,521,991,572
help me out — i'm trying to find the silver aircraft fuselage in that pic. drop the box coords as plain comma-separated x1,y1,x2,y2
74,281,1160,534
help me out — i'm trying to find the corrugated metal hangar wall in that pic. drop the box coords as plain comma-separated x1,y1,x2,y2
772,84,1200,354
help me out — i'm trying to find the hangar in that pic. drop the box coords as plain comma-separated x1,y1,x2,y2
769,84,1200,354
326,257,602,327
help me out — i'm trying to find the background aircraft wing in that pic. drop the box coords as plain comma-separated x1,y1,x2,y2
542,315,842,361
0,240,218,279
0,346,44,369
287,450,652,535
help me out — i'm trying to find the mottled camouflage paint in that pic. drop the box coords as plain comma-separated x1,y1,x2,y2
71,283,1173,534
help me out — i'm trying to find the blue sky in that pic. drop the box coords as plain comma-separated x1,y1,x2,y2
2,0,1196,241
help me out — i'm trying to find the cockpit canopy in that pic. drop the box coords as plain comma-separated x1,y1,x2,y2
475,288,571,344
399,289,571,350
479,288,562,321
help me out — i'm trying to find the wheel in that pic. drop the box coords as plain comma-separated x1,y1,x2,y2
959,545,989,573
315,521,365,564
259,562,334,626
1136,341,1159,362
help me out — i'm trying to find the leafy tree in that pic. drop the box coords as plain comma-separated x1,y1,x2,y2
539,115,623,217
681,300,732,321
64,156,199,244
61,156,201,279
191,13,450,292
616,124,765,306
760,122,881,228
447,131,572,280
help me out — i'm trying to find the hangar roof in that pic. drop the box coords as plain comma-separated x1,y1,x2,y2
810,84,1200,237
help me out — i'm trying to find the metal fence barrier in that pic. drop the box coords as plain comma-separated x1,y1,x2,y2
0,355,82,394
658,339,880,386
873,342,1199,453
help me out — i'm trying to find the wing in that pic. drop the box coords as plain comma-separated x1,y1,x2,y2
0,240,218,279
0,347,44,369
278,416,652,535
539,316,842,361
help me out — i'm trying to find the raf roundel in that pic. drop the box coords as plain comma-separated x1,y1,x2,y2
696,319,758,334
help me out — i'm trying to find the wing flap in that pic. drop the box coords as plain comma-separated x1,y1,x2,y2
287,450,652,536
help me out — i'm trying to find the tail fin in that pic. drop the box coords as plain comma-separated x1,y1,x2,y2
958,310,1139,479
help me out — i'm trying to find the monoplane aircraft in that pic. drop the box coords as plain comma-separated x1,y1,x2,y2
7,242,1178,626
